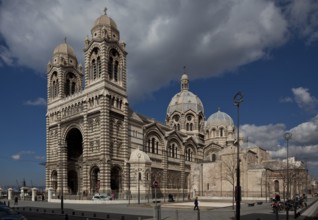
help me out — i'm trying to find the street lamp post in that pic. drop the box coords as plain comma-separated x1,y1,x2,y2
233,91,243,220
284,132,292,220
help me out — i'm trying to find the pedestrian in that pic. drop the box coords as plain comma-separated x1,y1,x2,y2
194,197,199,210
14,196,18,206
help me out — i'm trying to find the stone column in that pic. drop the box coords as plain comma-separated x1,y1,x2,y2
123,101,129,194
180,154,185,200
48,188,53,201
162,148,168,199
8,188,13,200
99,93,111,193
32,188,38,201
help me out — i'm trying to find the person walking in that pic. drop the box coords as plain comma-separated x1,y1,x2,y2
194,197,199,210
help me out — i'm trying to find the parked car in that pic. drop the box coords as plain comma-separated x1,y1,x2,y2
0,206,27,220
92,194,112,201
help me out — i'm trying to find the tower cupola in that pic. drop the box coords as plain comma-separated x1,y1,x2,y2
91,8,120,41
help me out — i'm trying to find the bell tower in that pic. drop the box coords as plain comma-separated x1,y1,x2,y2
83,8,127,94
47,38,83,104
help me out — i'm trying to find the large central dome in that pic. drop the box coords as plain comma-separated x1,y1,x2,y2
167,73,204,115
167,91,204,115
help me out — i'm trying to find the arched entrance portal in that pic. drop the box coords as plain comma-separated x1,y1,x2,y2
68,170,78,194
66,128,83,195
90,166,100,194
51,170,57,191
111,165,122,199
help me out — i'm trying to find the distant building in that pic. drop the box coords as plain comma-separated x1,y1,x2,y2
45,9,309,200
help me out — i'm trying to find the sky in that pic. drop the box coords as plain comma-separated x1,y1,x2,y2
1,0,318,187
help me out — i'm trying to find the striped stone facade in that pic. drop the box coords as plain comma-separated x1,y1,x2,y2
45,10,310,201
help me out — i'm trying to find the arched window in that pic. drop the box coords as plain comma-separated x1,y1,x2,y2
89,47,101,81
114,61,118,81
97,57,101,78
108,49,120,83
212,129,216,137
92,59,97,79
152,138,155,153
274,180,279,192
65,72,77,96
71,82,76,94
108,57,113,80
52,81,57,97
51,72,59,98
212,154,216,162
65,79,70,95
186,148,193,161
147,136,159,155
186,114,194,132
220,128,224,137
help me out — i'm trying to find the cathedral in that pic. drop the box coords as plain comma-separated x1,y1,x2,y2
45,10,309,200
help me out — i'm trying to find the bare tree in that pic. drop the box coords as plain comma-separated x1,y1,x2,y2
222,153,236,209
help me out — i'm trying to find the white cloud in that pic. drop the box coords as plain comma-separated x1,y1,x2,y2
0,45,14,66
34,155,45,160
11,151,35,161
241,114,318,177
284,0,318,44
0,0,288,101
279,96,293,103
11,154,21,160
292,87,318,113
24,97,47,106
240,123,286,150
290,115,318,145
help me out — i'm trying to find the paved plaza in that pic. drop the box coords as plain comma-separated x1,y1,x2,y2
2,197,317,220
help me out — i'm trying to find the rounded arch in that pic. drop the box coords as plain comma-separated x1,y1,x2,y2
203,143,223,161
90,165,100,194
88,46,101,80
65,128,83,160
65,72,77,96
274,179,280,192
184,144,196,162
68,170,78,194
50,71,59,98
185,112,195,131
111,165,123,198
107,47,121,83
166,137,182,159
144,130,164,155
51,170,58,191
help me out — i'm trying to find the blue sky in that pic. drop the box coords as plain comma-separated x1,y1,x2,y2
1,0,318,187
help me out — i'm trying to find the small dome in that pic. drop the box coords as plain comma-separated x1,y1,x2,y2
206,110,234,130
92,14,117,30
53,42,76,58
129,149,151,164
181,73,188,80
